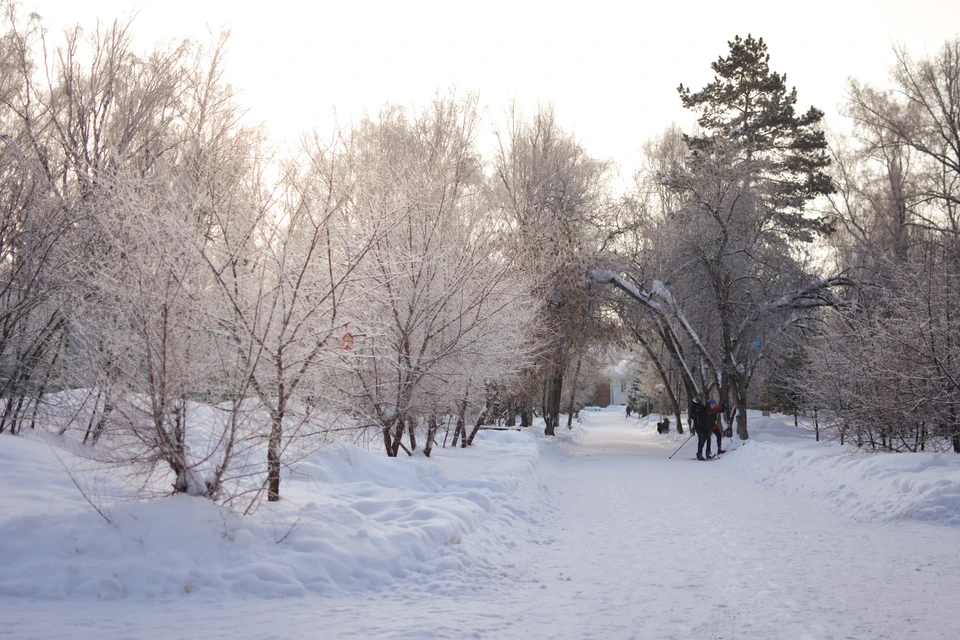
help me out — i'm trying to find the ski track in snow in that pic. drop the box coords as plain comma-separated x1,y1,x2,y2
3,410,960,639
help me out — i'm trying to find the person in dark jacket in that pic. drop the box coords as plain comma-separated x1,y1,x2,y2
691,396,713,460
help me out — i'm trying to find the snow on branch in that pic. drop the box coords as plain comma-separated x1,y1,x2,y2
739,275,857,338
649,280,720,376
767,275,856,311
589,268,713,390
588,269,660,311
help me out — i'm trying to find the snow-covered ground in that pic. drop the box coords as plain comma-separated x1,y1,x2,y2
3,409,960,639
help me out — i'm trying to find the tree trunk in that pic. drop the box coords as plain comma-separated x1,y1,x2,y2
423,415,439,457
736,407,748,442
718,377,733,438
267,413,283,502
451,400,466,448
382,419,395,455
543,368,563,436
77,390,101,439
730,373,750,440
442,415,452,448
520,405,532,428
505,398,516,427
465,403,491,446
87,399,114,445
407,416,418,452
566,354,583,429
390,417,406,457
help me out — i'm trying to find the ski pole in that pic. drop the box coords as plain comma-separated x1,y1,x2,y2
668,431,695,459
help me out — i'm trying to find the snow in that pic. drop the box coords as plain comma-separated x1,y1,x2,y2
728,415,960,526
2,409,960,639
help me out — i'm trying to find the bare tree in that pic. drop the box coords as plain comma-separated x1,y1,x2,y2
335,93,539,456
846,39,960,237
196,127,374,502
595,37,852,440
805,38,960,454
492,103,615,436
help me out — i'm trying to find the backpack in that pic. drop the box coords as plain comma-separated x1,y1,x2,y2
691,401,712,432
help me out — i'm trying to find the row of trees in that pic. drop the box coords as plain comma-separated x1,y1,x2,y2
598,35,853,441
0,4,622,507
3,0,958,512
802,39,960,452
616,34,960,453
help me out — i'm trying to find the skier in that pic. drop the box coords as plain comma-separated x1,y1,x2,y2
691,396,713,460
708,399,726,455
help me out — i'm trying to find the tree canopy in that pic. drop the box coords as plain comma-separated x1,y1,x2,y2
679,34,835,241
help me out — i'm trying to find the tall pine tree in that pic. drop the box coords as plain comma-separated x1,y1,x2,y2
678,35,834,241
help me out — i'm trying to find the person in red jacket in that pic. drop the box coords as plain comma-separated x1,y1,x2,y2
707,399,726,455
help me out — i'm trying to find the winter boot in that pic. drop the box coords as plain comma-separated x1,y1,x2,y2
696,454,705,461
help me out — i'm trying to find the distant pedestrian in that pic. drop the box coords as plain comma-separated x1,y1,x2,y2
626,404,632,418
691,396,713,461
708,399,726,455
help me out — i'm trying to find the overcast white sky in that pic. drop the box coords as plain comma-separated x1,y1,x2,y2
22,0,960,180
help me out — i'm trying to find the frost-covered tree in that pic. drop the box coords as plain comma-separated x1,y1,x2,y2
0,5,362,502
61,168,253,498
337,94,539,456
34,25,274,500
804,252,960,453
804,38,960,453
845,39,960,236
196,128,375,502
598,36,849,440
492,103,614,436
0,7,194,437
0,140,69,435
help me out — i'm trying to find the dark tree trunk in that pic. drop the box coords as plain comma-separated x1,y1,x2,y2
267,414,283,501
718,378,733,438
566,354,583,429
520,406,532,428
8,387,30,435
77,390,101,439
442,415,452,448
543,368,563,436
505,398,516,427
423,415,439,457
86,399,114,445
730,374,749,441
451,401,466,448
465,403,491,446
407,416,418,452
382,419,395,455
390,417,406,457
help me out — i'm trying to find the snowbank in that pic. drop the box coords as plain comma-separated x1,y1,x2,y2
0,429,541,600
726,411,960,526
3,406,959,606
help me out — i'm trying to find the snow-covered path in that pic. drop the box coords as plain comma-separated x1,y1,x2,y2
4,410,959,639
526,412,960,639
